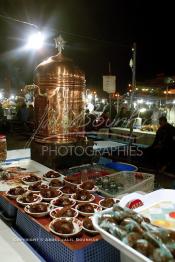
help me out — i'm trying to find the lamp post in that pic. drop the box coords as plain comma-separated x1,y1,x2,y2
130,42,136,109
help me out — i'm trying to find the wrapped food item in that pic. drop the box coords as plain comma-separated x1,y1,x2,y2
122,232,142,247
134,239,154,256
152,247,174,261
97,204,175,261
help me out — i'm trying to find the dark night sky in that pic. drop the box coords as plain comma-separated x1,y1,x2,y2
0,0,175,94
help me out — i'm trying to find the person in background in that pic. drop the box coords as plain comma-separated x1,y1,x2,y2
0,103,4,119
116,106,131,127
85,109,97,132
16,102,29,131
96,109,111,129
26,104,34,132
103,103,117,122
144,116,175,173
0,103,4,132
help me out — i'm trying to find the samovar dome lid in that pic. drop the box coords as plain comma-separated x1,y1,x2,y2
35,35,84,76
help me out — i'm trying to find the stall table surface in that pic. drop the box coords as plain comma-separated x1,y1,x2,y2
0,192,102,251
0,218,43,262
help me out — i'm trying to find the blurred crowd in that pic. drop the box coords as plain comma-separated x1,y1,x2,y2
0,101,34,134
84,102,166,132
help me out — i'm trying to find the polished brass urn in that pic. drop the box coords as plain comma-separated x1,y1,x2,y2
34,36,85,143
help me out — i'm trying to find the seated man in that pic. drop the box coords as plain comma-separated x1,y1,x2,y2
144,116,175,173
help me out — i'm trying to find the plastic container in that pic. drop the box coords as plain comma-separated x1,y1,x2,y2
133,117,142,129
96,171,154,198
104,162,138,172
92,189,175,262
92,208,151,262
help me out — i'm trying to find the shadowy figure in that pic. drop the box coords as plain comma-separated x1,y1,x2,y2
0,103,5,132
16,102,29,132
96,109,111,129
144,116,175,173
85,109,97,132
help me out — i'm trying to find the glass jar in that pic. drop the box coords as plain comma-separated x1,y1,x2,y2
0,135,7,163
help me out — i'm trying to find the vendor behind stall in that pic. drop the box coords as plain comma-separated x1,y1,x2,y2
144,116,175,173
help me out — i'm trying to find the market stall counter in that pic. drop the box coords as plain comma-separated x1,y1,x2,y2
0,159,120,262
110,127,155,146
0,192,119,262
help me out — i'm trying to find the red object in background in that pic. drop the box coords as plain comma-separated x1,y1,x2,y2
169,212,175,219
126,199,144,209
68,170,109,180
134,173,144,179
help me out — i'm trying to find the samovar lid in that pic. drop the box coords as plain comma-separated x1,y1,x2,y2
35,35,84,77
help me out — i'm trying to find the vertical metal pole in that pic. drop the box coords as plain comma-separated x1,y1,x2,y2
109,93,112,121
117,95,119,114
108,62,112,120
130,43,136,109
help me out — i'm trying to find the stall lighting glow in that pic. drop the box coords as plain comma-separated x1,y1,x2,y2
10,95,15,100
87,94,93,101
137,99,144,104
146,101,153,105
139,108,147,113
0,93,3,99
102,99,105,104
173,100,175,104
26,31,44,50
133,102,137,108
87,103,94,112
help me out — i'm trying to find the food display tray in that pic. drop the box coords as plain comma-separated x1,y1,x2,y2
92,207,151,262
92,189,175,262
96,171,154,198
58,163,115,180
14,205,120,262
0,160,59,218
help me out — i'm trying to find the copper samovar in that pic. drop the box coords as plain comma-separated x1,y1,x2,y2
34,35,85,143
31,36,94,169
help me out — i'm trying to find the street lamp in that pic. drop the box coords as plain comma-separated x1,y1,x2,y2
25,31,44,50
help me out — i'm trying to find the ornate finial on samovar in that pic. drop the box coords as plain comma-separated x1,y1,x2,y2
54,35,66,54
